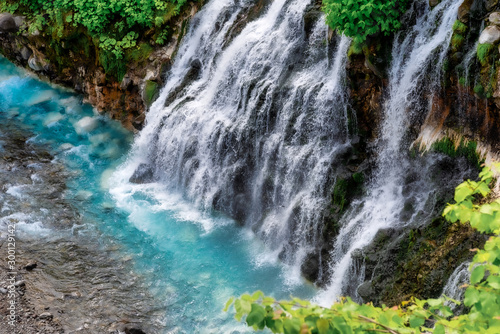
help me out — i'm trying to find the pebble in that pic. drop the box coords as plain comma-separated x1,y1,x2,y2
39,312,53,321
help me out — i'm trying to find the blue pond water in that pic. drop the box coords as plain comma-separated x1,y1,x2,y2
0,57,315,332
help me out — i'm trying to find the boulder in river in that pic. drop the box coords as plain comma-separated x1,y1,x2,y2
479,26,500,44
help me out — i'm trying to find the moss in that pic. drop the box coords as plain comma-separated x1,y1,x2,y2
333,178,348,212
430,137,482,168
144,80,159,106
332,173,365,213
458,77,466,86
126,42,154,63
474,84,485,98
352,172,364,184
382,218,485,306
477,43,495,67
452,20,468,35
451,34,464,52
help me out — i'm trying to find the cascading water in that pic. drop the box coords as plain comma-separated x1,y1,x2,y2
119,0,351,277
317,0,467,304
442,261,470,311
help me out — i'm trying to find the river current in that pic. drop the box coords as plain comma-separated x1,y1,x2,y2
0,56,314,333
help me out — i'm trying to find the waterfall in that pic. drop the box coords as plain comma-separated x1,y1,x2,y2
124,0,351,276
317,0,464,304
442,262,470,311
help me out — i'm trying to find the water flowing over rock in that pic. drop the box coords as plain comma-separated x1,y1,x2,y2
316,0,467,305
127,0,351,275
442,261,470,312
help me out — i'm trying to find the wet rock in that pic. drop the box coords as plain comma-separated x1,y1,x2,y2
458,0,474,23
129,163,155,184
232,193,249,222
0,13,17,32
24,261,37,271
28,55,43,72
357,281,374,300
490,12,500,25
301,252,320,282
13,15,25,29
20,46,32,61
429,0,440,7
186,59,202,81
479,26,500,44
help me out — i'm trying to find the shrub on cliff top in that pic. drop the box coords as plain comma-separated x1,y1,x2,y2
322,0,410,43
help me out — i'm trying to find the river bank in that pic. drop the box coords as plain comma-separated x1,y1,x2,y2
0,116,157,334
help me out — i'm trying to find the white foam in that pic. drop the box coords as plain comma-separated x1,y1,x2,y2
43,112,64,126
6,185,29,199
74,116,99,134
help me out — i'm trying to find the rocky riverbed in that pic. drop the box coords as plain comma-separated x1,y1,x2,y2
0,121,157,334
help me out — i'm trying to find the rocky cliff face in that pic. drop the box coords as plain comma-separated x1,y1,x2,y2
0,5,199,132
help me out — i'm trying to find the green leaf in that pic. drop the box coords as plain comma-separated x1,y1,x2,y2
332,317,352,334
246,304,266,328
317,318,329,334
434,324,446,334
283,318,301,334
223,297,234,312
455,184,473,203
464,287,480,306
409,315,425,328
470,266,486,284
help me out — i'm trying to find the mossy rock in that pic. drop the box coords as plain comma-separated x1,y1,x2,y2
144,80,159,106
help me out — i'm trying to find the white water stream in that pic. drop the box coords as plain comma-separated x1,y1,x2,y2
317,0,465,304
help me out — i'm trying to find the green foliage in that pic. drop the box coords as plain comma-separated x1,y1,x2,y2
451,34,464,52
333,178,348,212
99,50,127,82
430,137,481,168
127,43,154,63
2,0,194,78
477,43,495,67
347,40,364,57
227,164,500,334
322,0,410,43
